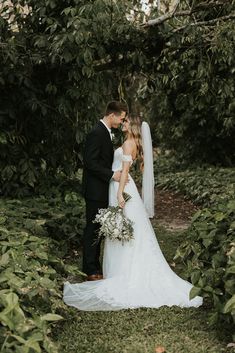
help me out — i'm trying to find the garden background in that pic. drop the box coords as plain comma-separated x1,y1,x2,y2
0,0,234,352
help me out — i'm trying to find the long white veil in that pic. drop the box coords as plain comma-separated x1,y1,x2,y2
141,121,155,218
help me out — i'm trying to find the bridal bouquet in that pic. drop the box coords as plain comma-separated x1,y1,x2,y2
93,192,134,244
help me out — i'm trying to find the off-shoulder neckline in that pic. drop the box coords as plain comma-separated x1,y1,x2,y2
115,146,135,162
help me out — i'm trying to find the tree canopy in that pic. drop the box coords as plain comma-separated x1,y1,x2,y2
0,0,235,195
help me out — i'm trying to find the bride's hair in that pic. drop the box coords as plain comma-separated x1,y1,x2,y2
126,116,144,172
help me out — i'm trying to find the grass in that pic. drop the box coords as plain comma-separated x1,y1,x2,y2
56,223,232,353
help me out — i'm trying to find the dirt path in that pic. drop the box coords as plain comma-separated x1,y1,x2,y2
155,189,199,231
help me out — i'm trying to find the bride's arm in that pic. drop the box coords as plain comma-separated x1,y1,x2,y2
117,141,133,208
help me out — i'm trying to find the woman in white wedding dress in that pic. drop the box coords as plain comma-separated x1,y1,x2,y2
63,117,203,311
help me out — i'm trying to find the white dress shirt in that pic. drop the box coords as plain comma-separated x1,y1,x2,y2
100,119,113,140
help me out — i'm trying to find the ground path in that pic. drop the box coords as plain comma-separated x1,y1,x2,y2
155,189,199,231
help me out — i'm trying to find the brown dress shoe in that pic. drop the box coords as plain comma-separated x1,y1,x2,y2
86,274,103,281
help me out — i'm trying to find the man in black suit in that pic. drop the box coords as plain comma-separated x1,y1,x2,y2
82,101,128,281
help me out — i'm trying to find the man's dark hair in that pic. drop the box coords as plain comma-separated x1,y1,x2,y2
105,101,128,116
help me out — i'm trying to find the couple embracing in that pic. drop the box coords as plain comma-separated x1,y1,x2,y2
63,101,202,311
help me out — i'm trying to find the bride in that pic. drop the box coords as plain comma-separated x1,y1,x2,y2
63,116,203,311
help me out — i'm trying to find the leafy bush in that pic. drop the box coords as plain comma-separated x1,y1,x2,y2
44,191,85,250
142,4,235,165
0,228,66,352
155,152,235,334
0,0,151,196
174,200,235,336
0,181,85,248
155,157,235,207
0,188,85,352
2,0,234,197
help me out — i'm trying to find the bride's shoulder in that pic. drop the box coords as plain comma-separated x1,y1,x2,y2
122,139,136,154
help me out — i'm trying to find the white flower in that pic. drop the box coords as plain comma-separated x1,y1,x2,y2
93,206,134,243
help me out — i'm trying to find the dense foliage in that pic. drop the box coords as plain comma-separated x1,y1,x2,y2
0,0,158,195
0,229,64,352
1,1,235,195
155,154,235,333
174,201,235,335
140,1,235,165
155,158,235,206
0,186,84,352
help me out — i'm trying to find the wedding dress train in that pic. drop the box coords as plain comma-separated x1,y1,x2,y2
63,147,203,311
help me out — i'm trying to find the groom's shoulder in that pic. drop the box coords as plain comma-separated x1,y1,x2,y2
87,122,104,137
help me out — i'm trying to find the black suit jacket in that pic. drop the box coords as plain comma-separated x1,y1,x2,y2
82,121,114,203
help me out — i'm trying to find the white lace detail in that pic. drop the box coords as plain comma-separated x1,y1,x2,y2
122,154,133,163
111,147,133,172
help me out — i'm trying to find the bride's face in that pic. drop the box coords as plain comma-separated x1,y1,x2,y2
121,118,130,132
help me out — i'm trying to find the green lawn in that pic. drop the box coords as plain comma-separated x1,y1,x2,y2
56,224,231,353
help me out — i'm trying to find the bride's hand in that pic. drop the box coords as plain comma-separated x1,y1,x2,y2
117,193,125,208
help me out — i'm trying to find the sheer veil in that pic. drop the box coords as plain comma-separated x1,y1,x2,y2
141,121,155,218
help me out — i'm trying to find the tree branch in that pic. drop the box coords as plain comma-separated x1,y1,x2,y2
172,13,235,33
142,0,180,27
142,0,230,28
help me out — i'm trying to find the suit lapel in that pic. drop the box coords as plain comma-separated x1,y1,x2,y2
98,121,113,150
98,121,110,138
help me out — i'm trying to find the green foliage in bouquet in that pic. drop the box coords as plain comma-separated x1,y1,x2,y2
174,200,235,335
93,193,134,244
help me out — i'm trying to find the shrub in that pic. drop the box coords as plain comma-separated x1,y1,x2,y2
0,189,84,352
0,228,64,352
174,200,235,336
155,158,235,207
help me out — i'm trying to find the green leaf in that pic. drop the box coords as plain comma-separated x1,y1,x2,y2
214,212,225,222
25,339,42,352
0,216,7,224
0,253,10,266
208,311,219,325
224,295,235,313
229,221,235,230
11,335,26,344
191,271,201,285
83,49,92,65
5,292,19,307
189,286,201,300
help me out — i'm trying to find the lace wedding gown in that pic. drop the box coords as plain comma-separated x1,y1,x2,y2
63,147,203,311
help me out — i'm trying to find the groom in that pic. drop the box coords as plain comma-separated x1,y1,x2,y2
82,101,128,281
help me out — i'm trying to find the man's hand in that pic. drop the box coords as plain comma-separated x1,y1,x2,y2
112,171,129,184
112,171,122,182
